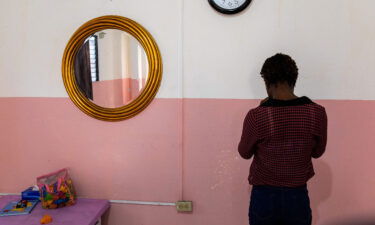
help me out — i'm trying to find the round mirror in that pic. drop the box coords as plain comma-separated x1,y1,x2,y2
62,16,162,121
74,29,149,108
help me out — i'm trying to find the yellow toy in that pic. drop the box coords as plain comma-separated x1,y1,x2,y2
40,214,53,224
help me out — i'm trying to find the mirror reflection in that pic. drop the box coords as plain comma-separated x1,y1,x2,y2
74,29,149,108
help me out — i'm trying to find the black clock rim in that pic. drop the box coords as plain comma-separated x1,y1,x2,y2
208,0,252,15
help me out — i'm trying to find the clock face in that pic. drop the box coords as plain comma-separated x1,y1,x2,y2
208,0,252,14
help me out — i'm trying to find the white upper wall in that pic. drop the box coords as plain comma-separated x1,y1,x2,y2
0,0,180,98
0,0,375,100
184,0,375,100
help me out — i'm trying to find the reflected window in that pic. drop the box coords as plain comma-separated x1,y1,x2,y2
88,35,99,82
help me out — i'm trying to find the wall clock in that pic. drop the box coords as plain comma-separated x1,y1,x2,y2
208,0,252,14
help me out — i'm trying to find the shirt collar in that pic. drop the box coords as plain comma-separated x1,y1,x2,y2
260,96,312,107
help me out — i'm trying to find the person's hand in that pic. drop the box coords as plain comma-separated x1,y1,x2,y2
260,97,269,104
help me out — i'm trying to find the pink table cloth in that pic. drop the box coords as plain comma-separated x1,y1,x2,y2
0,195,109,225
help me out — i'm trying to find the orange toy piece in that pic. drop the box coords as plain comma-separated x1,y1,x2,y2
40,214,53,224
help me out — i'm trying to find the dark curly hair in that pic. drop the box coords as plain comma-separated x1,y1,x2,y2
260,53,298,88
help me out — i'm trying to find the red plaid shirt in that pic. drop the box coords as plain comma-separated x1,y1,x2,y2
238,96,327,187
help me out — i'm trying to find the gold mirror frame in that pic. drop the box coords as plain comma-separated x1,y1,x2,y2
62,15,162,121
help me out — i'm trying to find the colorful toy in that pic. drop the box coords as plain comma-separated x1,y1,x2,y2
37,168,76,209
40,214,53,224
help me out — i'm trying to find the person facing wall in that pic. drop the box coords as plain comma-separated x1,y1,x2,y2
238,53,328,225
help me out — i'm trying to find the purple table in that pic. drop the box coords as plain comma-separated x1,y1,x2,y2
0,195,109,225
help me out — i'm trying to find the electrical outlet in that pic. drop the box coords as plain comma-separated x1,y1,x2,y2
176,201,193,212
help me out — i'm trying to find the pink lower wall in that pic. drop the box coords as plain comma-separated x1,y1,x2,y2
0,98,375,225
